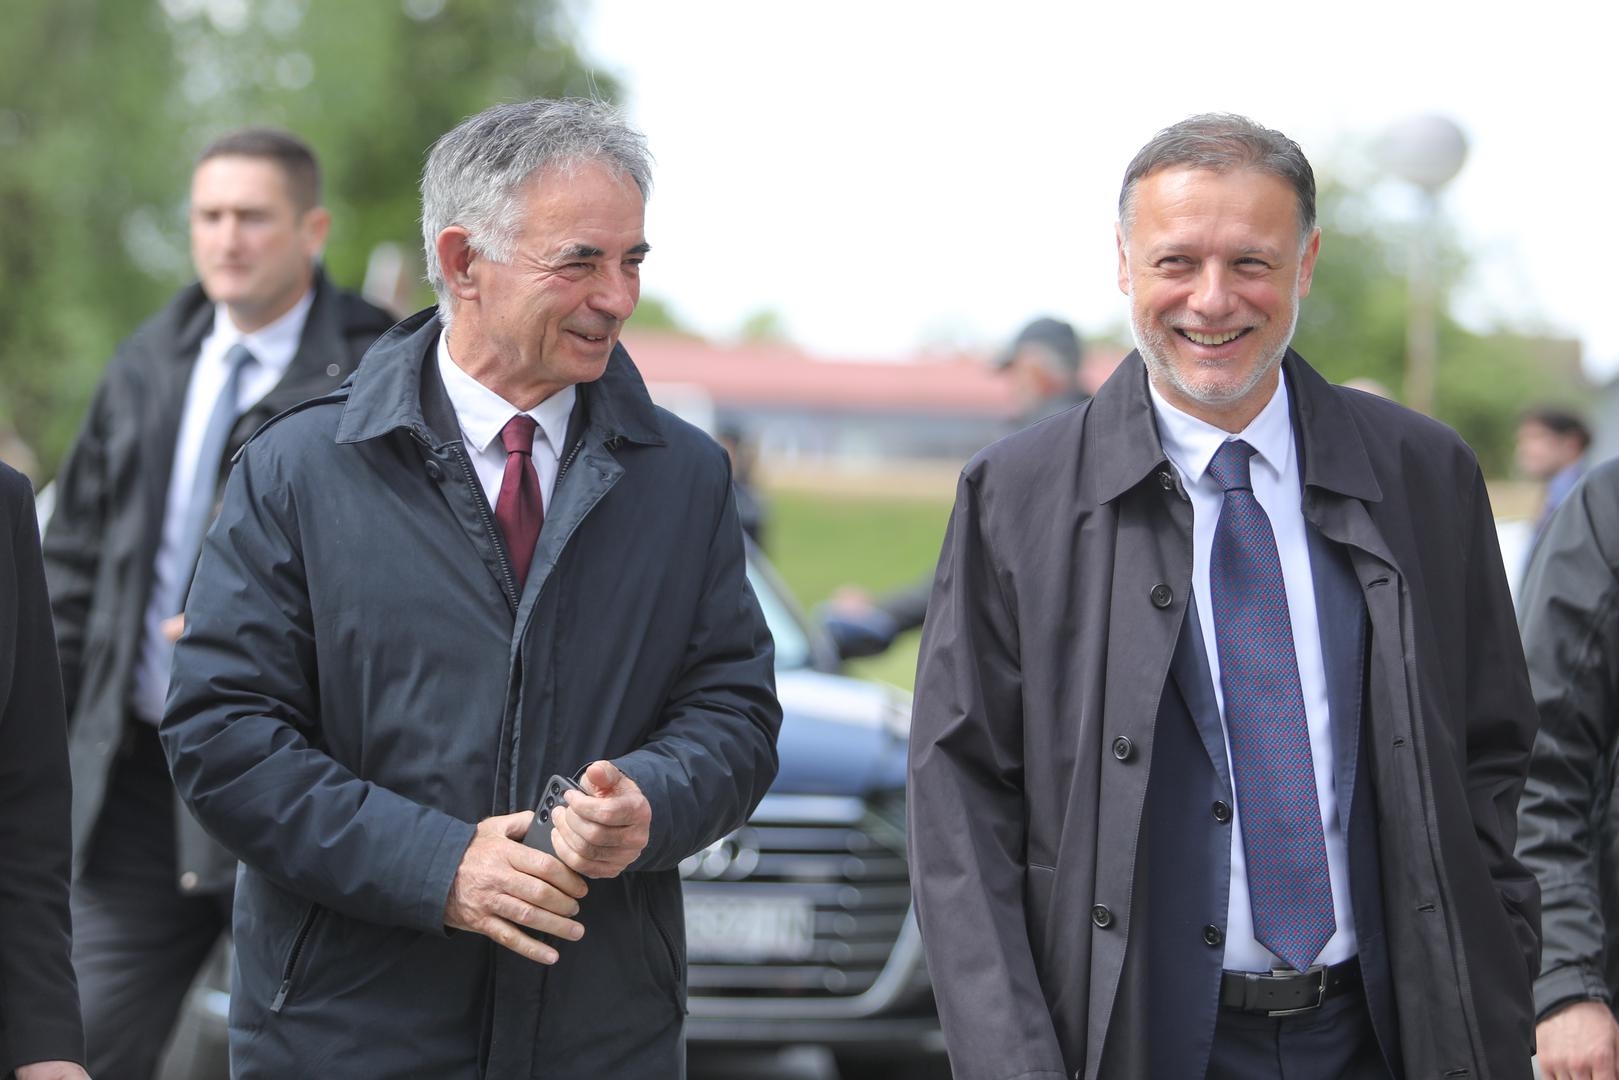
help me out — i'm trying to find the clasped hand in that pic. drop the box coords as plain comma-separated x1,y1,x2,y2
444,760,651,964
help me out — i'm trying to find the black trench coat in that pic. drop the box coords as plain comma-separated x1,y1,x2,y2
908,351,1539,1080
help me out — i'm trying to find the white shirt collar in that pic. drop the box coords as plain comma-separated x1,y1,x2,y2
211,287,314,377
1148,370,1294,487
435,332,575,461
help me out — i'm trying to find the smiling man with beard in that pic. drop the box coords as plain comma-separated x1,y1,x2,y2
908,114,1540,1079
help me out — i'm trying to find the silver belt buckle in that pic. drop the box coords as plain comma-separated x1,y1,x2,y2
1265,963,1328,1017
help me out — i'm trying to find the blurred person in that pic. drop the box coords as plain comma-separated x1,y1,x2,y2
819,316,1089,658
40,128,393,1078
909,114,1538,1079
2,462,89,1080
715,421,768,547
161,98,780,1076
1517,405,1591,543
997,315,1089,424
1516,460,1619,1080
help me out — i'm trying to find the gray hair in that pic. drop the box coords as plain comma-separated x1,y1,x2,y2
420,97,653,317
1118,113,1315,245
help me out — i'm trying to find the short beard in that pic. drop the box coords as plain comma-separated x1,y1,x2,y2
1129,287,1299,409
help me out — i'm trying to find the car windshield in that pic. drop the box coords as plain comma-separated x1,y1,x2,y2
745,558,812,672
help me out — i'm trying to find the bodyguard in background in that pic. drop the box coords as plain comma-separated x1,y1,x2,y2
908,114,1539,1079
1,461,88,1080
41,128,392,1077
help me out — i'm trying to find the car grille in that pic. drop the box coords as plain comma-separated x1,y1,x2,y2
682,793,925,1018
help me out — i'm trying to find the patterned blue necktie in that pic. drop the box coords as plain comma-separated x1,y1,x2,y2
1207,439,1335,972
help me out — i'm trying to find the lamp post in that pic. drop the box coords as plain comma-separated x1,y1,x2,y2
1378,115,1469,416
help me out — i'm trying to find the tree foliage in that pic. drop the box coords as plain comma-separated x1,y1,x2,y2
0,0,616,477
1293,179,1585,475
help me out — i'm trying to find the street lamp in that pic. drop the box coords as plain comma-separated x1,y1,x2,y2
1378,115,1469,415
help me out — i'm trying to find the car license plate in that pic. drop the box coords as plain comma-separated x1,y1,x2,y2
684,895,815,961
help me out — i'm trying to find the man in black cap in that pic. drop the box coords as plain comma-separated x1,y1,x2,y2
997,315,1089,425
821,317,1088,658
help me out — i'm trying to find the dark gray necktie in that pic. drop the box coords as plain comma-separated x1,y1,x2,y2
169,342,255,609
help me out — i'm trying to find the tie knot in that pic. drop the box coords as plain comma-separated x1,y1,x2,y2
224,342,257,372
1206,439,1257,492
500,414,539,456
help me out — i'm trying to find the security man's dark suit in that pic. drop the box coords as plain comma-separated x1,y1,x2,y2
41,271,392,1076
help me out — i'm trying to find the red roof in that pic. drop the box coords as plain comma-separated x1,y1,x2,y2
621,333,1023,416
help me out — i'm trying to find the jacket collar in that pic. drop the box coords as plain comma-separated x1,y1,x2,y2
1088,347,1382,505
335,308,666,449
168,267,343,367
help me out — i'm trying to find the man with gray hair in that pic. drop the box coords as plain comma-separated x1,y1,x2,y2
161,97,781,1075
908,113,1539,1078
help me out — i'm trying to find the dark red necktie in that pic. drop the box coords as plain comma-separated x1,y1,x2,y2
495,414,543,591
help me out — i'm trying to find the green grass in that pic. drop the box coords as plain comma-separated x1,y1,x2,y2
759,488,954,692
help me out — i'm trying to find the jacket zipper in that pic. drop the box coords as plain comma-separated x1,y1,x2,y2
271,904,322,1012
446,442,519,610
554,435,586,487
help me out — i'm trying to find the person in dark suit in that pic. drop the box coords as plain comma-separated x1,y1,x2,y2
40,128,393,1079
0,461,88,1080
907,113,1540,1079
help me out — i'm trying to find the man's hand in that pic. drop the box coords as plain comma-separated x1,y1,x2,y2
444,810,589,964
16,1062,91,1080
1538,999,1619,1080
552,760,651,878
161,613,185,643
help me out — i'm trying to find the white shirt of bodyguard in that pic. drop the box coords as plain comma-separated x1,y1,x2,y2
435,331,574,516
131,290,314,724
1148,372,1358,973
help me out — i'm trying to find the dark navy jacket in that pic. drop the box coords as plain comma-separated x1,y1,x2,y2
1144,512,1400,1078
162,310,782,1078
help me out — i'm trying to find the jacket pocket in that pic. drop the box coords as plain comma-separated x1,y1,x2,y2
642,876,687,1012
270,903,323,1013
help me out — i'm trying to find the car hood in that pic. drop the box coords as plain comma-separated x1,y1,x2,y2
770,669,911,798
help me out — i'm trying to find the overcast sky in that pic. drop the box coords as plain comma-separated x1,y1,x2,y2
578,0,1614,379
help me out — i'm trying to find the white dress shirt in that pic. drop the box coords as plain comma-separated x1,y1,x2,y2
131,291,314,723
435,333,574,513
1149,374,1358,972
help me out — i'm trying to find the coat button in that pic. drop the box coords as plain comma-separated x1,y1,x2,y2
424,460,443,480
1203,924,1223,947
1212,800,1232,824
1112,736,1134,761
1157,470,1174,491
325,362,341,377
1150,583,1173,608
180,871,199,891
1091,905,1114,929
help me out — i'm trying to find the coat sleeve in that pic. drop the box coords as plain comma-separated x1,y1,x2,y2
161,442,476,935
613,471,782,873
1455,464,1543,993
40,374,116,720
0,470,85,1072
1516,465,1619,1018
907,469,1068,1080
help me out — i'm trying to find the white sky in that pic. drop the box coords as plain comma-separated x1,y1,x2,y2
580,0,1615,377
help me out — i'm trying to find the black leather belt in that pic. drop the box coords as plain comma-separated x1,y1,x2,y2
1218,956,1361,1016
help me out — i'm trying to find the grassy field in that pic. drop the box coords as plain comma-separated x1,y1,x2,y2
760,485,955,692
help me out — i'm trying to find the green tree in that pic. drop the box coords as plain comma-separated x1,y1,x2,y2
0,0,618,477
1294,179,1585,475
